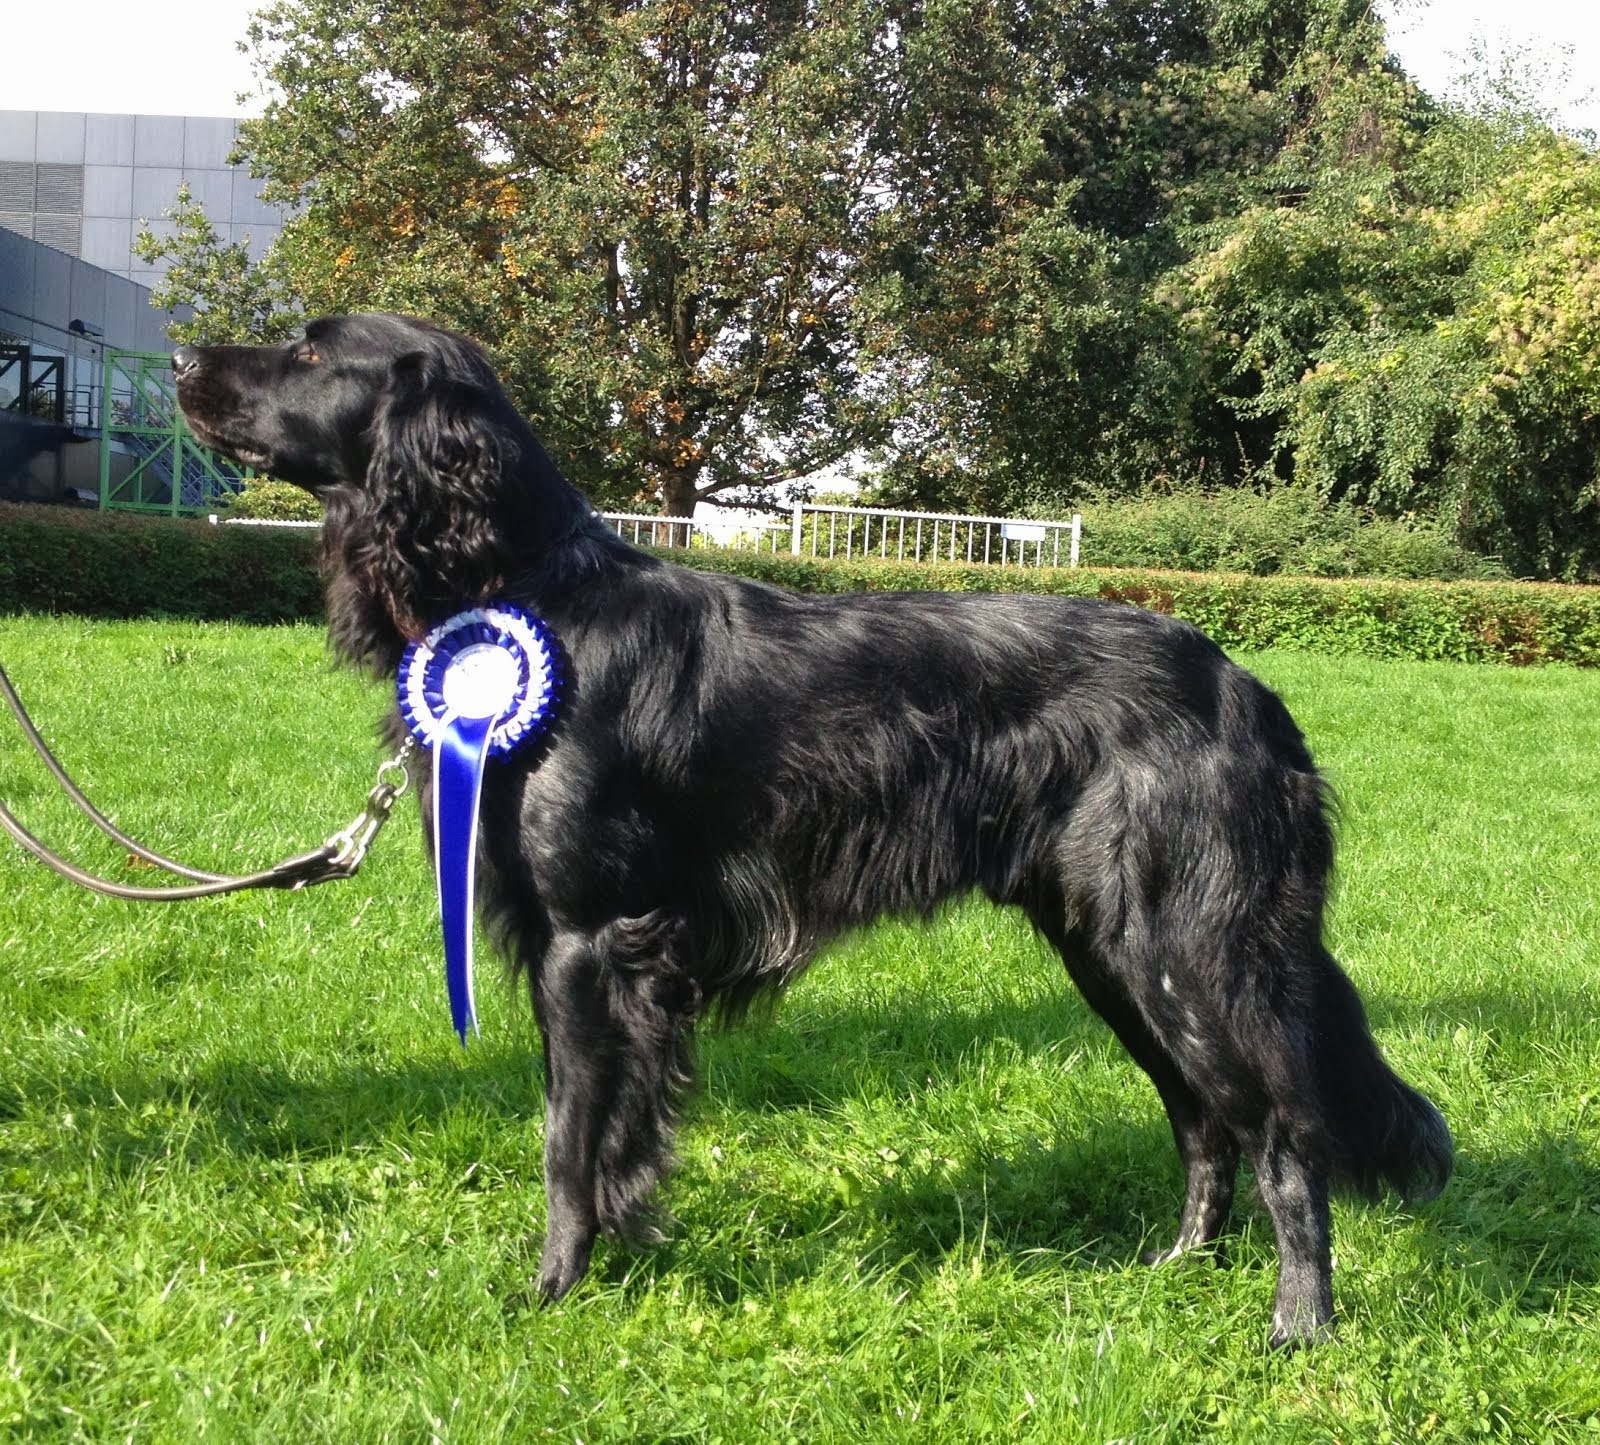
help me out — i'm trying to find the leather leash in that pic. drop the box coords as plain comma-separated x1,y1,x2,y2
0,661,413,901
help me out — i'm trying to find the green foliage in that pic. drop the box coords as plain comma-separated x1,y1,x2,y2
3,500,1596,664
1075,484,1502,580
0,504,322,624
220,476,325,523
130,3,1600,578
134,1,1405,525
144,0,917,514
1180,92,1600,580
799,482,1490,580
866,2,1600,579
866,0,1404,511
1,616,1598,1438
133,183,303,345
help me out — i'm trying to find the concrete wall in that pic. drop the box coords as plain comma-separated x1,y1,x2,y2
0,222,178,356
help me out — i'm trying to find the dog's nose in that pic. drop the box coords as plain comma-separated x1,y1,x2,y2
171,347,199,379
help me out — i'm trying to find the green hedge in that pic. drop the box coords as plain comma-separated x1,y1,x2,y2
2,503,1597,664
0,504,322,624
667,549,1600,666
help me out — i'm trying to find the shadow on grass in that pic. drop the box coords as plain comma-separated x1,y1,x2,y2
7,980,1595,1309
698,980,1105,1110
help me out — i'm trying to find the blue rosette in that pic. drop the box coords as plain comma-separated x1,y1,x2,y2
397,603,562,1042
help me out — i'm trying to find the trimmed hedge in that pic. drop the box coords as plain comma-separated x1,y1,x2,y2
0,504,322,624
2,503,1597,665
666,549,1600,667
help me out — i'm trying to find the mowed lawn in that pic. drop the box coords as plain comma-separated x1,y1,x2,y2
0,615,1596,1443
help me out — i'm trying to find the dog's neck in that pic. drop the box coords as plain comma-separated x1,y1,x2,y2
319,436,629,674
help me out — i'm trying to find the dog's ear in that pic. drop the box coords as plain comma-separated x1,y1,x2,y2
368,348,505,510
359,346,515,638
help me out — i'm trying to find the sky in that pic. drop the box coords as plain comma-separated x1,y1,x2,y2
1379,0,1599,134
4,0,1597,133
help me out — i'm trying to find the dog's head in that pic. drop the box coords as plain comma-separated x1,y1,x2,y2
173,312,507,496
176,312,576,655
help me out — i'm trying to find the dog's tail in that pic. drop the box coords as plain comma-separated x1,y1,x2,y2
1314,956,1454,1203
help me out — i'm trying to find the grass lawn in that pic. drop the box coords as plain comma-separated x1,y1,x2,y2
0,615,1596,1442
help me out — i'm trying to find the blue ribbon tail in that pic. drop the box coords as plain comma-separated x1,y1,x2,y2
433,711,496,1044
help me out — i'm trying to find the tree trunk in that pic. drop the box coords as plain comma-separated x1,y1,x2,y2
658,469,698,532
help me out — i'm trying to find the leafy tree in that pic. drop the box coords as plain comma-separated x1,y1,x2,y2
863,0,1398,513
145,0,915,515
134,184,302,344
1184,51,1600,578
136,0,1600,575
1282,129,1600,578
147,0,1372,518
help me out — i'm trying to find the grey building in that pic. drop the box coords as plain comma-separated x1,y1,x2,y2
0,222,185,503
0,109,284,289
0,110,284,506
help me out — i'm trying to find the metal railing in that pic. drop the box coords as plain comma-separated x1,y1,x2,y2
601,501,1083,568
205,500,1084,570
98,349,250,514
0,346,65,424
600,512,697,549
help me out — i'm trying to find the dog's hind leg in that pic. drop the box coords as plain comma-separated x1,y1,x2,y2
1030,912,1239,1263
1083,943,1335,1344
1141,1082,1239,1265
1130,947,1337,1344
1086,982,1240,1263
1251,946,1450,1347
532,915,700,1303
1250,1114,1335,1348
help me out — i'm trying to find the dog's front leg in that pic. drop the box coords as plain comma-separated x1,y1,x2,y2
532,915,700,1303
532,931,608,1301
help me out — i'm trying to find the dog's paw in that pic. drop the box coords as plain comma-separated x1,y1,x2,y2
1267,1304,1336,1351
536,1224,597,1305
1140,1237,1227,1268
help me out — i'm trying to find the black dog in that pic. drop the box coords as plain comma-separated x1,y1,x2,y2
174,313,1451,1345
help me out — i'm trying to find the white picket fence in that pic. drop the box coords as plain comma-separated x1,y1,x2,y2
602,501,1083,568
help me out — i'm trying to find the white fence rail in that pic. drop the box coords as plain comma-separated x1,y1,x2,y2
602,512,722,550
603,502,1083,568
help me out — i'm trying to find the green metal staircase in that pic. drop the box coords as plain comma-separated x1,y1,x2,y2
98,349,250,513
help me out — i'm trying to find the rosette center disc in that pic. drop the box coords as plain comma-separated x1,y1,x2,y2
441,642,522,720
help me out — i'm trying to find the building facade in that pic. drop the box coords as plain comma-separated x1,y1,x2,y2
0,109,284,505
0,109,284,289
0,223,183,503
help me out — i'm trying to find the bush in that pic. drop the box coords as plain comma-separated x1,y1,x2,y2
2,502,1596,665
664,548,1600,666
1071,485,1503,581
219,476,324,523
0,504,322,624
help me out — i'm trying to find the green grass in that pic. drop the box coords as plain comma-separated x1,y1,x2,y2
0,616,1596,1442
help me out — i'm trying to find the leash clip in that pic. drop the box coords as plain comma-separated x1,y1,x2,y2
320,737,419,881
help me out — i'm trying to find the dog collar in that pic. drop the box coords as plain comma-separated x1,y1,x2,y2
397,603,562,1043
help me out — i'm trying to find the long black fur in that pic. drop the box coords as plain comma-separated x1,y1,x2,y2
174,313,1452,1345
